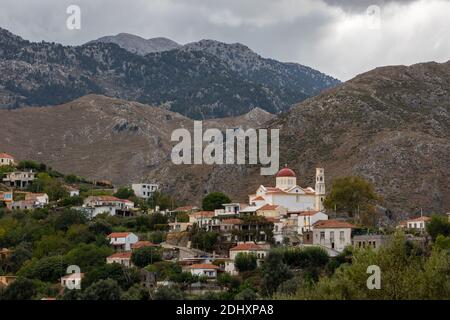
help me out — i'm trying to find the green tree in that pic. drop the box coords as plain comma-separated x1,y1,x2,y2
153,285,185,300
53,209,87,231
114,187,135,200
190,229,219,251
17,255,66,283
131,246,162,268
82,263,139,290
234,253,257,272
324,176,380,218
260,251,293,297
33,234,71,258
202,192,231,211
64,243,112,272
2,278,36,300
426,214,450,241
234,288,258,300
83,279,123,300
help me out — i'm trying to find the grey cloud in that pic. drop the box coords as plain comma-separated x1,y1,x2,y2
0,0,449,81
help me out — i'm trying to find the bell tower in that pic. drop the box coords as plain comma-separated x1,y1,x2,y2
315,168,325,210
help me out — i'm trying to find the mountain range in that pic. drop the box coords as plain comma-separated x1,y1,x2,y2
0,28,449,216
0,28,340,119
0,61,449,215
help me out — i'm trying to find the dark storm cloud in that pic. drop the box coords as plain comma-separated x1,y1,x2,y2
0,0,449,80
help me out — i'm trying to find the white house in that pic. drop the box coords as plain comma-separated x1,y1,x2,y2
214,203,244,216
25,193,49,207
312,220,355,256
225,242,270,275
107,232,139,251
106,252,133,267
132,183,159,199
187,264,219,278
248,167,326,213
0,153,15,166
406,216,431,231
66,186,80,197
297,211,328,234
189,211,218,230
82,196,135,218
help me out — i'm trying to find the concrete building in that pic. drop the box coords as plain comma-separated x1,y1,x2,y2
132,183,159,199
297,211,328,234
352,234,388,250
3,171,35,188
312,220,356,256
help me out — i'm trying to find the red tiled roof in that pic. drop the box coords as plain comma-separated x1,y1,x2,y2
107,252,132,259
407,216,431,222
90,196,133,203
298,211,320,216
253,196,265,201
190,211,215,218
258,204,279,211
230,243,264,251
221,218,243,225
313,220,356,229
131,241,158,249
188,263,219,270
107,232,131,238
276,167,296,177
0,153,14,159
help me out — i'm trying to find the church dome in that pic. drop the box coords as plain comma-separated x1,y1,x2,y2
276,167,296,177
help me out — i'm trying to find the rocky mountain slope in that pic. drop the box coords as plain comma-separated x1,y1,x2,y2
87,33,181,55
144,60,450,214
0,94,274,186
0,28,339,119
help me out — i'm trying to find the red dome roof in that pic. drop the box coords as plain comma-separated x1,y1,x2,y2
276,167,296,177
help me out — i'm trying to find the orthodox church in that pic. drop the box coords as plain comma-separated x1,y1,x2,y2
248,167,326,213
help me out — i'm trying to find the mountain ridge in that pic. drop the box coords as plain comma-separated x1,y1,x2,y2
0,27,340,119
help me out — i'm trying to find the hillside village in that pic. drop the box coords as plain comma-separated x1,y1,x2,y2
0,151,449,300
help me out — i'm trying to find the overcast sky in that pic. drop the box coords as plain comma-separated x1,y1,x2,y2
1,0,449,80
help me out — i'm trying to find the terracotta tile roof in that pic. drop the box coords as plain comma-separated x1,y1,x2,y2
258,204,279,211
253,196,265,201
230,243,264,251
0,153,14,159
265,217,281,223
313,220,356,229
190,211,215,218
107,232,131,238
107,252,132,259
89,196,133,203
221,218,243,225
407,216,431,222
188,263,219,270
131,241,158,249
298,210,320,216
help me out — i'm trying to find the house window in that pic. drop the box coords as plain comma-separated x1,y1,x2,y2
339,231,345,243
320,231,325,241
330,231,335,242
